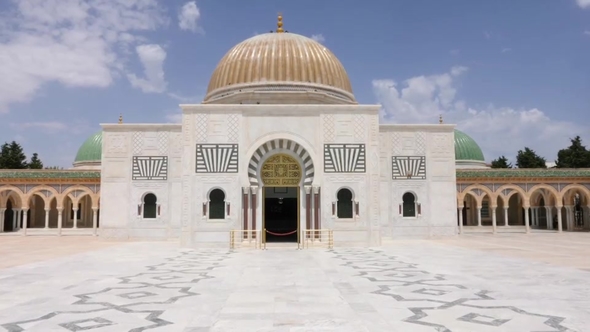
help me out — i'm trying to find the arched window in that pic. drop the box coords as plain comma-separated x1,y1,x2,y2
337,188,353,219
143,193,157,219
209,189,226,220
402,192,416,217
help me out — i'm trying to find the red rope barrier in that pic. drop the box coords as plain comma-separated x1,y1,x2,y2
265,229,298,236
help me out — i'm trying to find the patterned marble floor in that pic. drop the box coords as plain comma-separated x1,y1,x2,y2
0,239,588,331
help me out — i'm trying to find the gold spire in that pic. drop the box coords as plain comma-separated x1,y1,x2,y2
439,114,443,124
118,114,123,124
276,13,284,33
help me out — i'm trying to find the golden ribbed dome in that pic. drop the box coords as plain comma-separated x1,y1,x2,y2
204,30,356,104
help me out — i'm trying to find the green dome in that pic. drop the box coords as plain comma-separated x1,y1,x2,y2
74,131,102,164
454,129,485,162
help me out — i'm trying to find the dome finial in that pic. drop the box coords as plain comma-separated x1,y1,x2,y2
439,114,443,124
118,114,123,124
276,13,284,33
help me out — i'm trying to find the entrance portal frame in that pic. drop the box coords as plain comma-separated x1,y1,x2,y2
260,154,302,247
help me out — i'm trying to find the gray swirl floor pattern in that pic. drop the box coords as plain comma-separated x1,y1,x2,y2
0,241,588,331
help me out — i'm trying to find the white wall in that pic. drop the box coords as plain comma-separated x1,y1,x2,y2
99,124,182,240
379,125,458,238
180,104,381,247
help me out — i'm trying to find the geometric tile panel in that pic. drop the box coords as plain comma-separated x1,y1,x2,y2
158,131,169,154
1,250,229,332
392,156,426,180
457,313,511,326
132,132,143,154
59,317,114,331
132,156,168,180
195,144,238,173
324,144,366,173
331,248,572,332
118,291,156,299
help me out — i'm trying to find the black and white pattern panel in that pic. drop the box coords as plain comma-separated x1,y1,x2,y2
331,248,572,332
196,144,239,173
132,156,168,180
324,144,366,173
392,156,426,180
1,250,230,332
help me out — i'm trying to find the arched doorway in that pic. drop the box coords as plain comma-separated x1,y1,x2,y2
261,154,302,243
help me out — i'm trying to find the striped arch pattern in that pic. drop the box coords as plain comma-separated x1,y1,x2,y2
248,139,315,186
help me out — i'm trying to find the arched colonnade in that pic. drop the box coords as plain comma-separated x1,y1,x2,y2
457,183,590,233
0,185,100,235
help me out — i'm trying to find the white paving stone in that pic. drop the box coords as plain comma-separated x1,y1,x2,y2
0,241,588,331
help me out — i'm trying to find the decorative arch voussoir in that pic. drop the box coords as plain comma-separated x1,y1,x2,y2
248,138,315,186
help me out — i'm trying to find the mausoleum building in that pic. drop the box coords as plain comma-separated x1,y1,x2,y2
1,17,589,245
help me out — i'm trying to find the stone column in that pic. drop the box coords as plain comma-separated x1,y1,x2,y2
492,206,497,234
242,187,249,239
458,206,464,234
92,208,98,236
250,186,258,238
12,209,17,231
57,208,63,236
313,186,321,232
524,206,530,233
477,207,482,227
305,186,312,238
15,209,21,230
503,207,509,227
22,208,29,236
73,208,78,229
44,208,50,229
532,208,538,227
556,206,563,232
546,206,553,230
0,208,5,232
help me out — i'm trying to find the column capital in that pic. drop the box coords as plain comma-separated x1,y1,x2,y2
250,186,258,194
92,207,99,211
304,186,312,194
312,186,320,194
242,187,250,194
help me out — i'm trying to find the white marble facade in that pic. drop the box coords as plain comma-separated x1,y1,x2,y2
98,104,457,246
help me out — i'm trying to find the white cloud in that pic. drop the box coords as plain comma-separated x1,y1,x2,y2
501,48,512,53
167,92,202,102
178,1,202,33
373,67,587,162
10,121,66,133
127,44,168,93
0,0,167,113
584,30,590,35
311,34,325,43
576,0,590,9
449,49,460,56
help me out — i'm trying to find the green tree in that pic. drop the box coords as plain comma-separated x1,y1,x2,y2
0,141,28,169
555,136,590,168
28,153,44,169
44,166,64,170
516,147,547,168
490,155,513,168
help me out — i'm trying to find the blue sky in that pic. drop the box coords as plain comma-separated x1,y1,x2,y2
0,0,589,167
